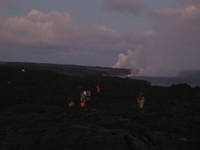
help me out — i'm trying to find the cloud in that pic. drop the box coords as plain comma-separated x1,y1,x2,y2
176,0,200,5
152,3,200,18
0,0,9,8
0,9,77,47
114,3,200,76
0,9,153,62
104,0,143,14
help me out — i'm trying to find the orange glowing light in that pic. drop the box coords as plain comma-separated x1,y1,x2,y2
127,73,134,77
80,102,85,107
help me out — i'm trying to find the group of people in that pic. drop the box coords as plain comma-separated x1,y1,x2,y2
66,85,101,109
66,90,91,108
66,85,145,110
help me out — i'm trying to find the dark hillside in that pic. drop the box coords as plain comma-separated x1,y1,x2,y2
0,61,131,77
0,65,200,150
0,66,149,107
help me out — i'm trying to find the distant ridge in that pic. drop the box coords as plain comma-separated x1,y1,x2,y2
0,61,131,77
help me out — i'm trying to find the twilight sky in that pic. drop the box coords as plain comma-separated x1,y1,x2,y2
0,0,199,76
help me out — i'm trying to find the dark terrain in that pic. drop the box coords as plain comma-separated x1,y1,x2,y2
0,62,131,77
0,64,200,150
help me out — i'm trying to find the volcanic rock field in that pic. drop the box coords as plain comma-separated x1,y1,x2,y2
0,65,200,150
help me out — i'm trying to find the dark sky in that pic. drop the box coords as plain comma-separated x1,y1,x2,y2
0,0,199,76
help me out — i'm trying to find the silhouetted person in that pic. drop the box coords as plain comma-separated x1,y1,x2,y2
80,90,87,108
65,96,76,116
96,85,101,93
66,97,75,108
137,93,145,109
95,84,101,99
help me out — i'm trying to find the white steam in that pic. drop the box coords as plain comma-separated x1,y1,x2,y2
113,48,146,75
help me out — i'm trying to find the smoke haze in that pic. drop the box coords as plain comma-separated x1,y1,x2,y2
113,2,200,76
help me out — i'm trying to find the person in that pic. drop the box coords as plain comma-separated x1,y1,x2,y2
68,100,75,108
66,97,75,108
137,93,145,109
83,90,87,97
80,90,86,108
64,97,75,116
96,85,101,93
80,90,86,102
86,90,91,101
95,85,101,100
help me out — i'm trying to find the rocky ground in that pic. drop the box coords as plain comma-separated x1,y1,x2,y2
0,66,200,150
0,96,199,150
